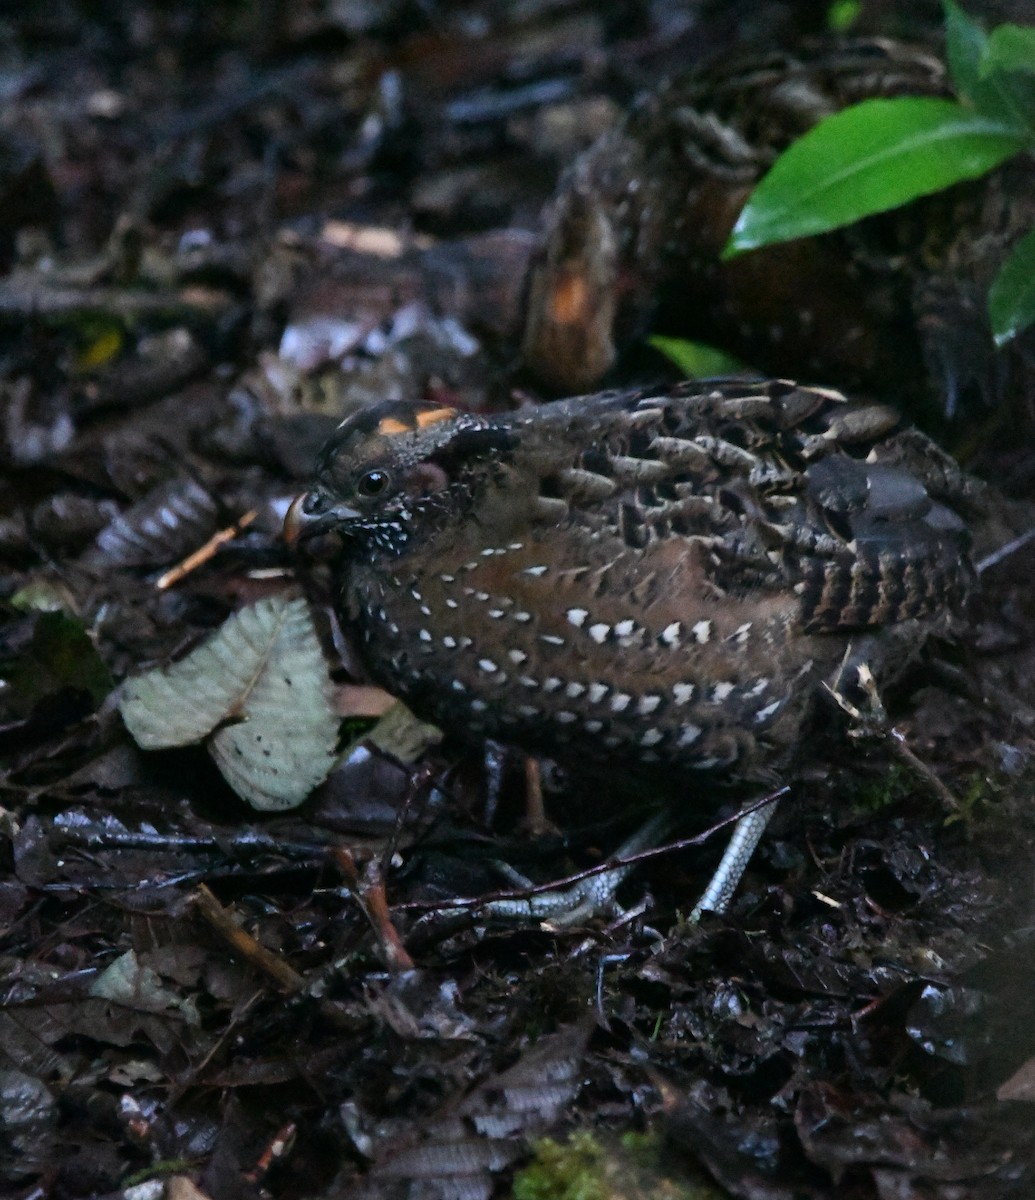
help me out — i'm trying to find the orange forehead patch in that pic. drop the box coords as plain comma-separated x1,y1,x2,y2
376,417,412,436
549,272,589,326
415,406,457,428
376,407,457,438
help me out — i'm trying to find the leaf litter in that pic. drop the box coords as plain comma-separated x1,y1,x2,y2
1,3,1035,1199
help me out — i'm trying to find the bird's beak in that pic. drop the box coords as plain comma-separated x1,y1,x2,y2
283,491,361,544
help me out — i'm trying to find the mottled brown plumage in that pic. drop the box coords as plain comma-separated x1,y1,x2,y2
522,39,1035,420
291,379,975,792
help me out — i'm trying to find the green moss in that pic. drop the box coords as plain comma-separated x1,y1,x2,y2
844,762,914,814
943,771,1002,825
513,1133,609,1200
512,1130,729,1200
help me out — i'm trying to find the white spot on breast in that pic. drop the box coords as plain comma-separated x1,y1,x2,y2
470,699,488,713
508,649,528,665
518,704,539,718
755,699,782,723
672,683,695,705
540,634,565,646
508,542,524,550
389,623,400,635
543,677,562,692
555,711,577,724
614,619,636,637
677,723,703,746
446,599,459,609
661,622,682,646
589,623,610,644
463,561,479,571
488,609,505,619
419,629,432,642
475,591,489,602
440,574,455,583
411,589,422,602
584,719,603,734
611,692,631,713
566,608,588,627
451,680,467,692
638,694,661,715
523,565,549,576
420,605,432,617
519,676,538,689
514,611,532,622
443,636,457,648
748,677,769,696
692,620,712,643
730,622,752,646
588,682,609,703
711,681,735,702
565,682,586,699
640,728,663,747
479,659,499,674
459,636,473,649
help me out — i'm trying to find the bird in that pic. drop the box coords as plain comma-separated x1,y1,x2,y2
521,38,1035,425
287,378,979,919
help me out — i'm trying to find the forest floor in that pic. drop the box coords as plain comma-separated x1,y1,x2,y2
2,3,1035,1198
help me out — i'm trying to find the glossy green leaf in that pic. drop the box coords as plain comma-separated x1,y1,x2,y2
943,0,987,102
725,98,1026,256
988,225,1035,345
981,25,1035,77
648,336,747,377
944,2,1035,130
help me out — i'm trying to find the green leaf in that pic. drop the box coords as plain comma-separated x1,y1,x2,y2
826,1,861,33
943,0,987,102
988,225,1035,345
648,336,747,377
725,98,1026,256
1,610,113,719
980,25,1035,77
120,594,339,810
944,3,1035,129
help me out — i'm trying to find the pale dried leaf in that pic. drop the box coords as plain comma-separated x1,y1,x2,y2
119,595,338,809
365,700,443,764
998,1056,1035,1102
89,949,200,1026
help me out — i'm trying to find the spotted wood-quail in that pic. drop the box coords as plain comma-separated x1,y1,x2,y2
288,378,979,917
522,38,1035,422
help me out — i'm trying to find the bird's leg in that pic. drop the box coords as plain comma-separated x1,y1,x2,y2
479,811,673,926
464,787,783,927
688,797,780,921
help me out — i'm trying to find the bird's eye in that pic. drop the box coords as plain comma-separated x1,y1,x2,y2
356,469,390,497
